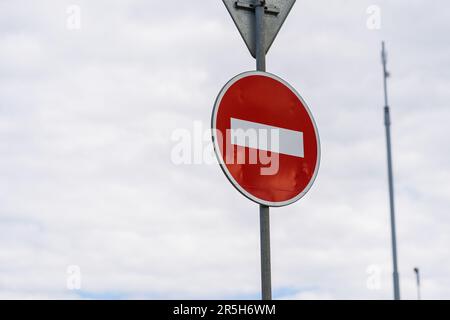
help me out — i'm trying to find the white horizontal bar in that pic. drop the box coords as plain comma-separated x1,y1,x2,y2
230,118,304,158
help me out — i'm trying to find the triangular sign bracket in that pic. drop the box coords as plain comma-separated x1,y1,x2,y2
223,0,296,58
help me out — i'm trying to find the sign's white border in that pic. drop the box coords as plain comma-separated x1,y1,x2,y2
211,71,321,207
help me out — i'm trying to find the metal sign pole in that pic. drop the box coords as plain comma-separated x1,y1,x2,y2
255,2,266,71
223,0,298,301
381,41,401,300
259,205,272,300
256,1,271,301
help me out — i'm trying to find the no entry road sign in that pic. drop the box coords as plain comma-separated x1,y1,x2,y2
212,71,320,207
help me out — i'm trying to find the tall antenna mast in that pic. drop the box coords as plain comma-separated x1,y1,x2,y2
382,41,401,300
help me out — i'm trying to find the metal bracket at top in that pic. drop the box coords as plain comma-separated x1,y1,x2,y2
235,0,280,15
223,0,295,57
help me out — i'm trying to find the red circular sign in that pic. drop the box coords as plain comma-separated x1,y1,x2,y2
212,71,320,207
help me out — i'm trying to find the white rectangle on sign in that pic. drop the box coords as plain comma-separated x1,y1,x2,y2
230,118,304,158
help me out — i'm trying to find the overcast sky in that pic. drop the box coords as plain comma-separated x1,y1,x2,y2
0,0,449,299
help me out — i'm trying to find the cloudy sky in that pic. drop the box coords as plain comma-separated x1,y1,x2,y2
1,0,449,299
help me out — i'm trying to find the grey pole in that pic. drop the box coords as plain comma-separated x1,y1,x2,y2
381,41,401,300
255,2,266,72
255,1,271,301
414,267,421,300
259,205,272,300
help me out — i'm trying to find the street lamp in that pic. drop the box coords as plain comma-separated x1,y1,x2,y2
414,267,421,300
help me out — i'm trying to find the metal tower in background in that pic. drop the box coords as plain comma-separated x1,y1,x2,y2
381,41,401,300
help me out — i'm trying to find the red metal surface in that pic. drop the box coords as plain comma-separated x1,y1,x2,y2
214,73,319,205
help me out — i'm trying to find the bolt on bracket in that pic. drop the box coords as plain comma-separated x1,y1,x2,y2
235,0,280,15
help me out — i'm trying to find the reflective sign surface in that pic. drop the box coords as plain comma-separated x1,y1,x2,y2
212,71,320,207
